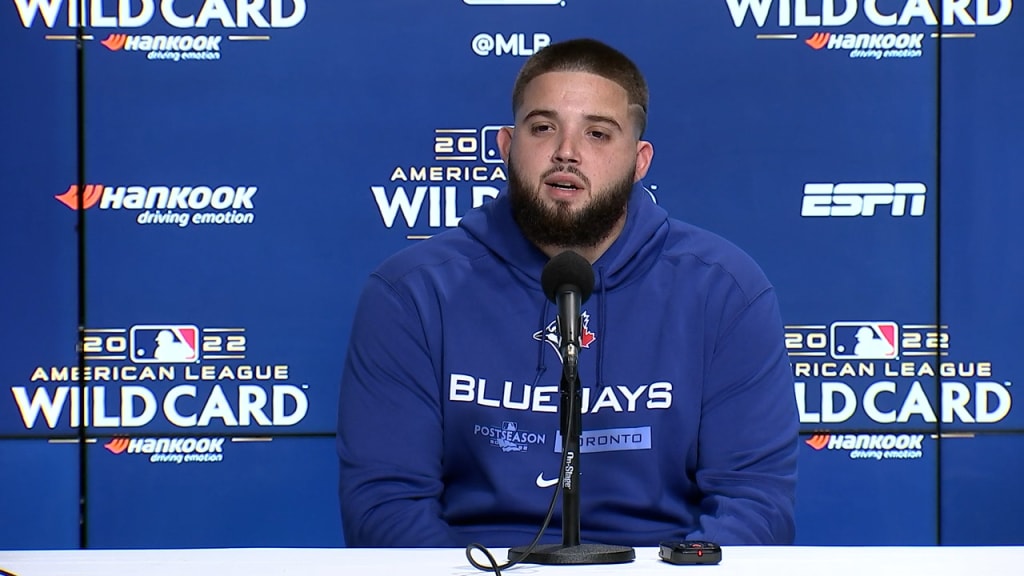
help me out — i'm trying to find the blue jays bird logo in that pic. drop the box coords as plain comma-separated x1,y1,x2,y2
533,311,597,361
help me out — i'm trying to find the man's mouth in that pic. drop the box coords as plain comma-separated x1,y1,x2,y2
544,175,585,192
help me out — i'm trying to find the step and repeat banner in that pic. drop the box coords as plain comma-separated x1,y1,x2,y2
1,0,1021,549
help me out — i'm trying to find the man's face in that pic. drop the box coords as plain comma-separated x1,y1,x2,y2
498,71,653,248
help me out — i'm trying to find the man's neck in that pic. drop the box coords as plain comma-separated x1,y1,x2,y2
536,211,627,264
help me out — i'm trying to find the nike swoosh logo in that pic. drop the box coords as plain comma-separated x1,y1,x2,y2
535,472,558,488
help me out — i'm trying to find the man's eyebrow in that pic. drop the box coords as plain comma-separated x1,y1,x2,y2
584,114,623,131
521,109,558,123
521,109,624,132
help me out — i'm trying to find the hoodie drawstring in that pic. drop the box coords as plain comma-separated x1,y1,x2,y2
596,266,608,389
532,299,550,387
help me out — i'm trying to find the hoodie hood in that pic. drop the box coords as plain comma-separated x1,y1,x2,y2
459,183,672,390
458,183,671,293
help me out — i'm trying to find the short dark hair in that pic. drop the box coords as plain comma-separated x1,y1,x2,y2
511,38,648,138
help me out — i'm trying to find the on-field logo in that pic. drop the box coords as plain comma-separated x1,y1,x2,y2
55,183,257,227
805,433,925,460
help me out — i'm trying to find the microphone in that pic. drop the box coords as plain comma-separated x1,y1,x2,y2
506,251,633,566
540,251,595,381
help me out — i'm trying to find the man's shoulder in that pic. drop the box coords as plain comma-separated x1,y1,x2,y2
661,217,773,298
372,227,488,287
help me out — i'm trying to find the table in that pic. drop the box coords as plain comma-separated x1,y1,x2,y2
1,546,1022,576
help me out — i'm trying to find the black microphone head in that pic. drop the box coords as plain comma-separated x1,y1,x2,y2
541,250,595,304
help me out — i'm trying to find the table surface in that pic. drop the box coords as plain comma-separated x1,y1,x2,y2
1,546,1022,576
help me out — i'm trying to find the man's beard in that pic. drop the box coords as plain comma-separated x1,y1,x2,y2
508,159,634,249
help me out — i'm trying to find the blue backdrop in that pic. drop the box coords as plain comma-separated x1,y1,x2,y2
1,0,1021,549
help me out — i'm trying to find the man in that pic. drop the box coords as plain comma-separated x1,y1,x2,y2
337,38,798,548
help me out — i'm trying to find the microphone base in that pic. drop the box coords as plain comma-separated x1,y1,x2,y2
507,543,635,565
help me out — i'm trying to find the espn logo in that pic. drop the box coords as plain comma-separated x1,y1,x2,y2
830,322,899,360
801,182,926,217
129,325,199,363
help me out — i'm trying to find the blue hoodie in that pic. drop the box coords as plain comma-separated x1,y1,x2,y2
337,185,798,548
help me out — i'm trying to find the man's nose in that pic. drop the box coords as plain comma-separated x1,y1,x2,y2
551,134,580,164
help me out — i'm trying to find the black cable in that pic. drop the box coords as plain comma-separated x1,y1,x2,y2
465,481,562,576
465,379,580,575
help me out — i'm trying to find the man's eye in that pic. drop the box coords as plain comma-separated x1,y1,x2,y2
589,131,608,139
532,125,553,134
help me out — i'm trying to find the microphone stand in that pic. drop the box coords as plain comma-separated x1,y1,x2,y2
507,342,635,565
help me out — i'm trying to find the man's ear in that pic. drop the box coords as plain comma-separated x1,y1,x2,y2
497,126,514,163
633,140,654,181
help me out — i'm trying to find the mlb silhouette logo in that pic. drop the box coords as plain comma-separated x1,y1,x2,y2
502,421,518,433
129,325,200,363
830,322,899,360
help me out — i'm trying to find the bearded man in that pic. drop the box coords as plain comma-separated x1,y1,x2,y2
337,38,798,549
